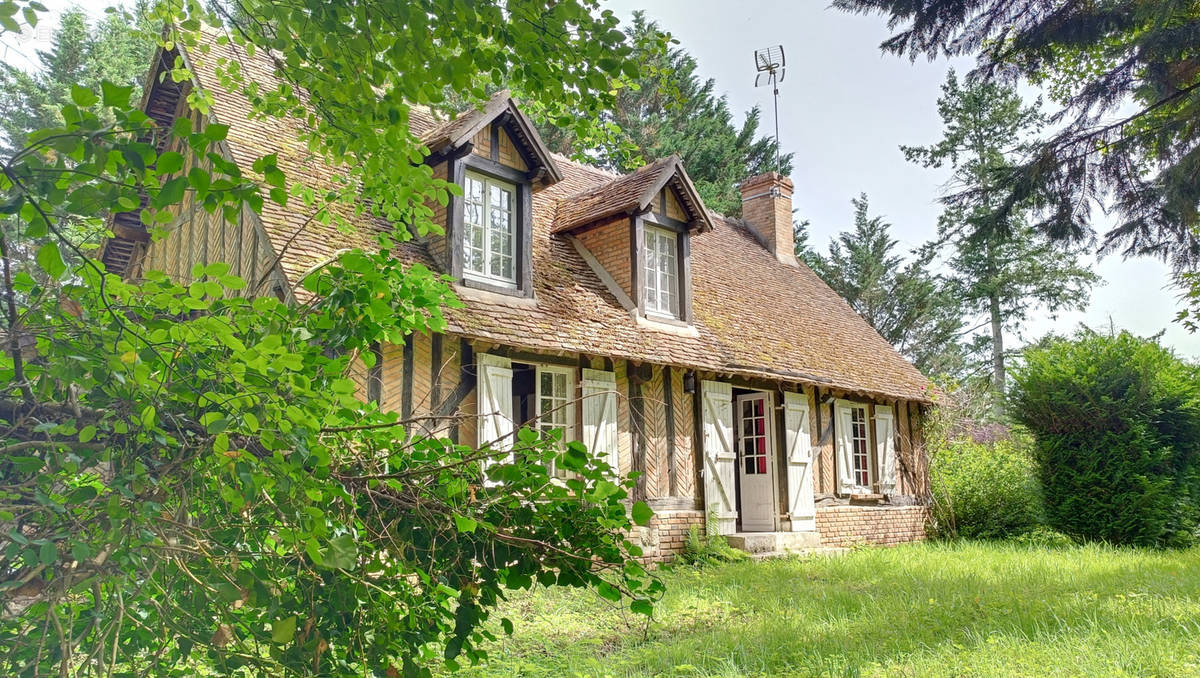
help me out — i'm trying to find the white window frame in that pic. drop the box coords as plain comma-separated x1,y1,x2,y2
461,171,518,287
643,225,679,318
534,364,577,478
848,404,872,491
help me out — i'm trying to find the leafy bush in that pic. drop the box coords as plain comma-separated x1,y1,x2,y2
929,437,1045,540
676,525,749,566
1010,330,1200,547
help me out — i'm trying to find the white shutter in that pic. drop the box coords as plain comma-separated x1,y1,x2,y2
783,391,815,531
875,405,897,495
701,380,737,535
581,368,619,474
835,400,857,495
476,353,513,486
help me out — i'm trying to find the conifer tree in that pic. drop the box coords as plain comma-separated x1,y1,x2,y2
539,12,792,216
834,0,1200,322
903,71,1097,400
811,194,963,376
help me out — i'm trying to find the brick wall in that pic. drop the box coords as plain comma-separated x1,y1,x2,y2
739,173,795,265
575,216,633,301
816,505,928,547
632,509,706,561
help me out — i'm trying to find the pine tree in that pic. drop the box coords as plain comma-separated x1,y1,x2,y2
539,12,792,216
903,72,1097,400
811,194,963,375
0,3,155,153
833,0,1200,315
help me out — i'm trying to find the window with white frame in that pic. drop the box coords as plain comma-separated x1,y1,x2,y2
849,405,870,488
643,225,679,317
462,171,517,286
535,365,575,477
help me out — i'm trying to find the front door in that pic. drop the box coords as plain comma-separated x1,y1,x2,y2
736,392,776,531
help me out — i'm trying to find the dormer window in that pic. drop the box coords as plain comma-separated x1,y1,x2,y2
643,224,679,318
419,91,563,299
462,171,517,287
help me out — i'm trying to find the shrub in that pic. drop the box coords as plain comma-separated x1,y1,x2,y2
676,525,749,566
1009,330,1200,547
929,436,1045,540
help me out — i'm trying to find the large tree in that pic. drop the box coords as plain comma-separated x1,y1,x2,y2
903,71,1097,398
0,2,662,676
539,12,793,216
833,0,1200,323
812,194,963,375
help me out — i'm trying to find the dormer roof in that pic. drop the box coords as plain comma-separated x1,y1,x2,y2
420,89,562,184
551,155,714,233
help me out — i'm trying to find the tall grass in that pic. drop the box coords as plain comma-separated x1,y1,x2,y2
445,542,1200,677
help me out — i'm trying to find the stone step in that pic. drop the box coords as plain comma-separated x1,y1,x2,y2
749,547,848,561
726,531,823,554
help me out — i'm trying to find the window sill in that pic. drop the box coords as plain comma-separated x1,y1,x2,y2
454,282,538,308
635,313,698,337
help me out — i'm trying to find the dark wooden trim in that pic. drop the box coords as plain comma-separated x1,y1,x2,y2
401,334,414,419
489,122,500,162
518,181,533,296
629,375,647,502
430,333,443,411
774,390,788,515
449,339,475,442
487,346,579,368
447,156,465,279
664,366,678,497
630,215,644,315
642,210,689,233
678,230,693,323
367,342,383,405
462,154,531,184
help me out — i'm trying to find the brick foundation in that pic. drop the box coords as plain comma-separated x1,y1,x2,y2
633,509,706,561
816,505,928,547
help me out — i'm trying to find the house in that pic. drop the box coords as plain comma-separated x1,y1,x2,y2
101,35,934,560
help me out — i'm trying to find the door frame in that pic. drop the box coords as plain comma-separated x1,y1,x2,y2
734,390,780,532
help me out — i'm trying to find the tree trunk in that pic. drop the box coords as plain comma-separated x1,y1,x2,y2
989,292,1005,402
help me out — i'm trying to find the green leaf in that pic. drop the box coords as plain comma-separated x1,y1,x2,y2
270,615,297,644
78,425,97,443
204,123,229,142
35,242,66,279
70,85,98,107
453,514,477,534
630,598,653,616
501,617,514,635
631,500,653,526
320,534,357,570
100,81,133,108
152,177,187,208
156,151,184,175
39,541,58,566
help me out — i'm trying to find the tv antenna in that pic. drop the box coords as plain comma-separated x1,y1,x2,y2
753,45,785,174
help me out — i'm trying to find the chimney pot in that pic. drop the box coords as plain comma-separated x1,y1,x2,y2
739,172,797,267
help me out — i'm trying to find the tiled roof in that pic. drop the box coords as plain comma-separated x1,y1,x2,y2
142,32,933,403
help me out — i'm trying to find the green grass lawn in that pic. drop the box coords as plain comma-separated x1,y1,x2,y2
446,541,1200,678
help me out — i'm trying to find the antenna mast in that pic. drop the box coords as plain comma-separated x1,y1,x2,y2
753,45,786,174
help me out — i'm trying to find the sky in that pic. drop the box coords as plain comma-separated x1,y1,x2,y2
4,0,1197,358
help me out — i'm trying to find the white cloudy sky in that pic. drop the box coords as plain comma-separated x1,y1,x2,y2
4,0,1196,358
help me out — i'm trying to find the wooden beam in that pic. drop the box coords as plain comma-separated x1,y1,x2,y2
664,366,678,497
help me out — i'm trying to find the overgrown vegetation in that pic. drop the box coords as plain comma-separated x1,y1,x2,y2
440,542,1200,677
0,2,666,676
1010,330,1200,548
675,525,749,567
929,436,1045,541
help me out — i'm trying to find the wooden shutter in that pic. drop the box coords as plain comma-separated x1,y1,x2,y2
835,400,857,495
875,405,897,495
784,391,815,531
701,380,737,535
581,368,619,473
476,353,513,486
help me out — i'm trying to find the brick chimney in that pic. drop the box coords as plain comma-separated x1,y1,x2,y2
739,172,797,267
